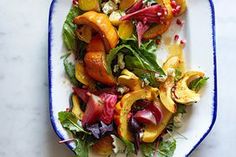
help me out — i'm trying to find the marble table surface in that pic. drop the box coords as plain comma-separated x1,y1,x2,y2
0,0,235,156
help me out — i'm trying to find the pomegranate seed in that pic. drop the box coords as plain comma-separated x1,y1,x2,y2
156,39,161,45
172,9,177,15
172,6,181,16
72,0,78,5
175,5,181,12
174,35,179,41
180,39,186,46
171,1,177,8
86,92,92,96
176,19,183,26
157,12,163,16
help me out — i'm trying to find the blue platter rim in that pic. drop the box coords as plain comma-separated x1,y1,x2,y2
48,0,217,156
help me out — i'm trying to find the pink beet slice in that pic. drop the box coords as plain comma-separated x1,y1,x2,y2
82,94,104,126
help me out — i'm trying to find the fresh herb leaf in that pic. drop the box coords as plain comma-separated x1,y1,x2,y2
58,111,89,134
174,69,182,81
176,104,186,114
106,39,165,87
141,143,156,157
122,139,135,156
74,138,89,157
63,56,81,86
189,77,209,92
132,68,159,86
63,6,81,51
76,40,87,60
157,139,176,157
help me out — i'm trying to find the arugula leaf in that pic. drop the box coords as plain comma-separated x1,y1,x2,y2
58,111,89,134
122,139,135,156
76,40,87,60
157,139,176,157
189,77,209,92
106,39,165,86
63,6,81,51
63,56,81,86
74,139,89,157
141,143,156,157
132,68,159,86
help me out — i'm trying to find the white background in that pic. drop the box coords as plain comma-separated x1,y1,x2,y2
0,0,235,156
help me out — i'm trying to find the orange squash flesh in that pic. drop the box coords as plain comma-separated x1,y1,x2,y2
84,36,116,86
114,89,155,141
74,11,119,51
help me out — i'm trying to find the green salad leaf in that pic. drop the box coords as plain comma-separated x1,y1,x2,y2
176,104,186,114
106,38,165,86
141,143,156,157
157,139,176,157
63,55,81,86
58,111,89,134
74,139,89,157
63,6,81,51
189,77,209,92
122,139,135,156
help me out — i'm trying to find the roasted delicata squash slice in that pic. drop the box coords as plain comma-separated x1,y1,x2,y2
117,69,142,91
159,76,176,113
75,61,95,89
114,88,158,141
173,71,205,104
70,94,84,120
160,51,184,113
74,11,119,51
162,56,182,72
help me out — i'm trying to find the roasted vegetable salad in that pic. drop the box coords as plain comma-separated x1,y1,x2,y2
58,0,208,156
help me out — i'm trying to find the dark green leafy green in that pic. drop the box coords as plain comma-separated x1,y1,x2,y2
141,143,156,157
63,6,81,51
76,40,87,60
189,77,209,92
74,139,89,157
176,104,186,114
58,111,89,134
106,39,165,86
63,56,81,86
132,68,159,86
157,139,176,157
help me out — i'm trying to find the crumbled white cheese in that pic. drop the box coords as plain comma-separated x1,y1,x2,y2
109,10,125,25
143,78,150,86
117,86,130,95
102,0,118,15
113,64,120,73
167,68,176,77
155,73,167,82
111,135,126,154
118,53,125,69
173,113,184,128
